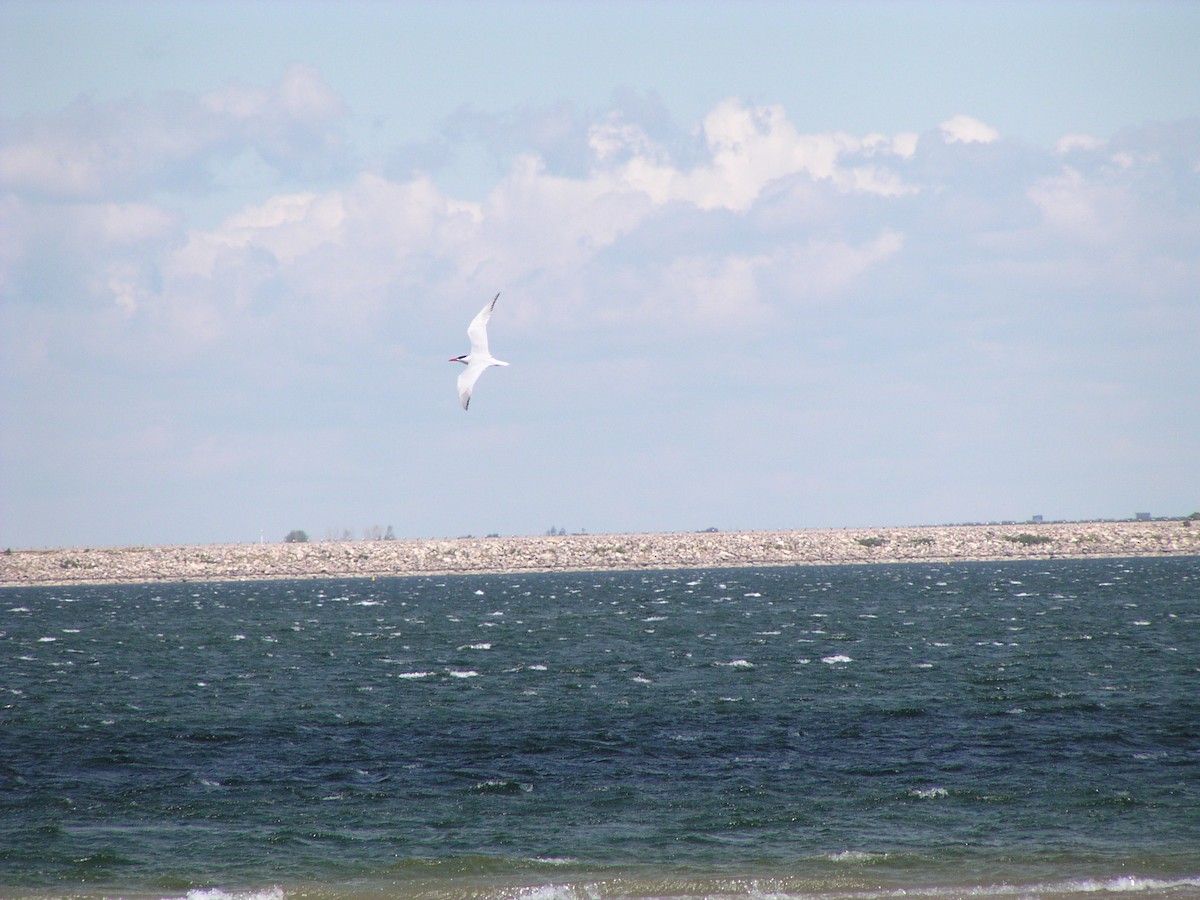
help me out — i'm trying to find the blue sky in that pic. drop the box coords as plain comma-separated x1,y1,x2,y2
2,0,1198,548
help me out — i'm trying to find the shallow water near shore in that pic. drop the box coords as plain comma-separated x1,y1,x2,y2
2,558,1198,898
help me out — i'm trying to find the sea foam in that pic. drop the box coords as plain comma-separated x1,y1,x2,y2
183,888,285,900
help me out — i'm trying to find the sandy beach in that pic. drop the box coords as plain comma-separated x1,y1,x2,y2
3,520,1197,586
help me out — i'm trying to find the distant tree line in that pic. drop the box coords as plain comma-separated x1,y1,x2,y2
285,526,398,543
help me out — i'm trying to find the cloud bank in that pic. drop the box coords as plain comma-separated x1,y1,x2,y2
2,67,1197,546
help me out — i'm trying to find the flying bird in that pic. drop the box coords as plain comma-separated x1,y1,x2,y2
450,293,509,410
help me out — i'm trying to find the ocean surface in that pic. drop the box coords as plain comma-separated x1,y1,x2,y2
2,558,1198,899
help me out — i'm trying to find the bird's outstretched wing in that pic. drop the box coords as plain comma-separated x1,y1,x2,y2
466,293,500,357
457,360,488,410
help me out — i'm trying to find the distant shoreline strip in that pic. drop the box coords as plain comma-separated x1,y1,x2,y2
2,521,1197,587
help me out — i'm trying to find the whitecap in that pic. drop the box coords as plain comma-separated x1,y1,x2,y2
911,787,949,799
458,642,492,650
1056,875,1200,894
473,779,532,794
822,850,887,864
396,671,435,679
448,670,480,678
186,888,285,900
716,659,755,669
510,885,578,900
821,654,853,664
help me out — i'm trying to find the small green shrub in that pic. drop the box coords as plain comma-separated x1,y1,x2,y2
1004,533,1052,546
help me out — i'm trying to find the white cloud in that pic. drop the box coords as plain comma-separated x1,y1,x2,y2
4,75,1199,550
0,129,104,197
169,191,338,280
787,231,906,299
95,202,179,245
657,253,771,326
0,64,348,200
866,131,919,159
1054,133,1105,155
642,230,905,330
99,260,151,315
596,99,920,212
940,114,1000,144
122,97,923,349
588,117,670,167
203,62,344,124
1027,167,1117,242
5,81,1197,397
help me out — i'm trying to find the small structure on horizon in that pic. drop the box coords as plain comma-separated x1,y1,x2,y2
1031,515,1044,524
1135,512,1152,521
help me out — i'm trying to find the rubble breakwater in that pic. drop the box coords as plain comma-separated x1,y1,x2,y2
3,520,1197,587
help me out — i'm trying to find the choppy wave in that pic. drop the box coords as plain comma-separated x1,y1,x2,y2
183,889,286,900
228,871,1200,899
2,558,1198,898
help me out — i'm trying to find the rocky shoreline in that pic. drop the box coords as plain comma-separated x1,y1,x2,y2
2,521,1197,587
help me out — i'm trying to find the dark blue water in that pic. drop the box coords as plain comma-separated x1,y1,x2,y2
2,558,1199,899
